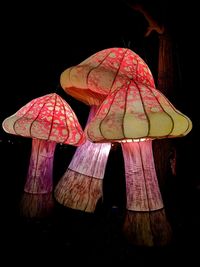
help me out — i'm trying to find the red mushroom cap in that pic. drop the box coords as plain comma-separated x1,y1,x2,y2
2,93,86,146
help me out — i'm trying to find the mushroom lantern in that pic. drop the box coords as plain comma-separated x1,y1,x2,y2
54,48,117,212
55,47,155,212
2,93,85,217
83,47,192,246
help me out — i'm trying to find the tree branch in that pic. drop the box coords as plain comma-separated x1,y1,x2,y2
129,3,165,36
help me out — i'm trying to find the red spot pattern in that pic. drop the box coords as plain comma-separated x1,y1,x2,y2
3,93,86,146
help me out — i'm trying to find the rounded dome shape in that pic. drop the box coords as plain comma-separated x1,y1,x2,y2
86,81,192,142
60,47,192,142
60,47,155,105
2,93,86,146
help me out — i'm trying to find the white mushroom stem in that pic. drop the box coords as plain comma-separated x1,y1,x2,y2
121,140,172,246
24,138,57,194
121,140,163,211
54,105,111,212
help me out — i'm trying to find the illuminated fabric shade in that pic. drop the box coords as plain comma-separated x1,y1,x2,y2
60,47,192,142
2,93,86,146
59,47,191,245
78,47,189,246
60,47,155,105
2,93,85,196
54,140,111,212
76,47,188,246
54,105,111,212
2,92,85,218
121,139,172,246
61,47,192,141
121,140,163,212
60,51,125,212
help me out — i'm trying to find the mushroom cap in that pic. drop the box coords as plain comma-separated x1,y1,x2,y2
60,47,192,142
85,80,192,142
2,93,86,146
60,47,155,105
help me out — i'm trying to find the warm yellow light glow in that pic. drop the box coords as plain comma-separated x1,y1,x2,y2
60,47,192,143
120,138,149,143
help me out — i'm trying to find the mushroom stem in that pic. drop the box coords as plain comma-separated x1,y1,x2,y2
54,105,111,212
24,139,57,194
121,140,172,246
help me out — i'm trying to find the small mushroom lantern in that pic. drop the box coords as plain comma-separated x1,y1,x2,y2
2,93,85,217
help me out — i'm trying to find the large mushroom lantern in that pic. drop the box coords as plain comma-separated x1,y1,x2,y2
81,47,192,246
2,93,85,217
54,49,115,212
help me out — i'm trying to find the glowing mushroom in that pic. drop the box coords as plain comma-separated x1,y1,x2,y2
82,47,192,246
55,106,111,212
55,49,127,212
85,48,192,141
2,93,85,217
56,48,150,213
